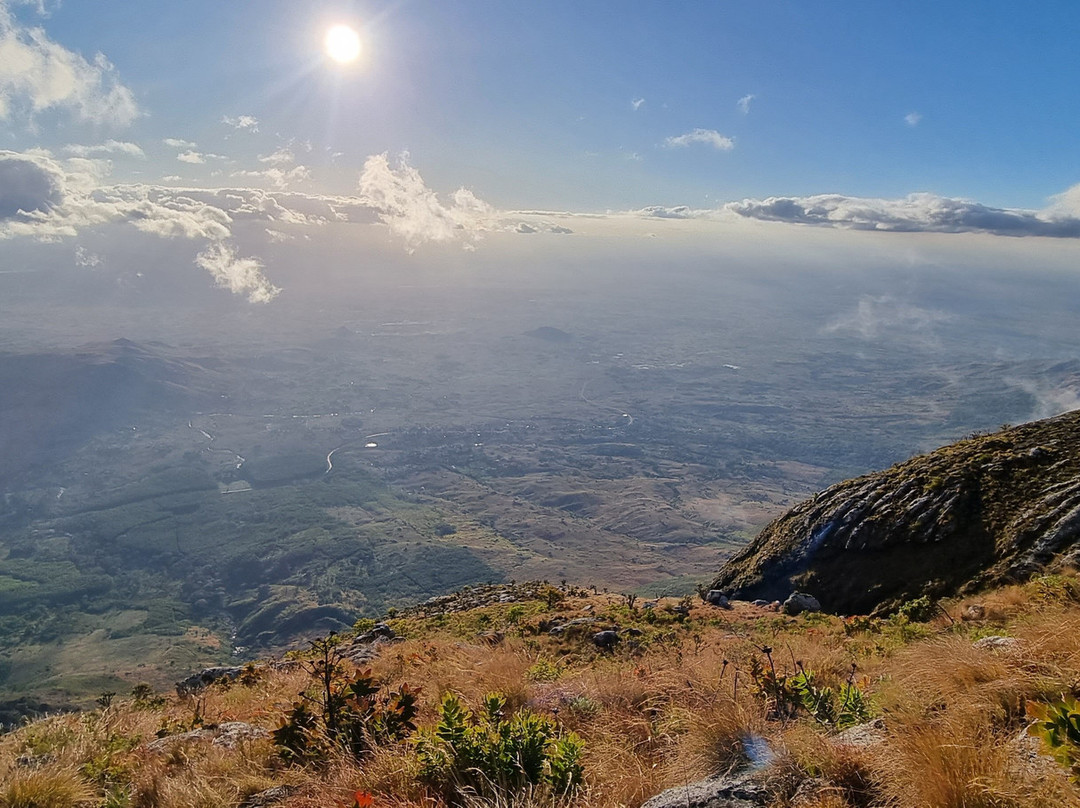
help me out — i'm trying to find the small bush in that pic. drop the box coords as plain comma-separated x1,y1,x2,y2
895,596,936,623
416,692,585,799
750,651,873,729
1027,695,1080,781
273,637,420,764
526,659,563,683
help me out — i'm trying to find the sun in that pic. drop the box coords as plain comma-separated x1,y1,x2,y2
325,24,361,64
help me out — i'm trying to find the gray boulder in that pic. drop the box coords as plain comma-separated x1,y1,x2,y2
781,592,821,616
239,785,300,807
175,666,244,696
706,590,732,608
973,635,1022,653
831,718,886,749
641,766,772,808
592,630,620,649
145,721,269,753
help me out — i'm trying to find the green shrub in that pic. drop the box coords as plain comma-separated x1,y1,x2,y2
895,595,936,623
1027,695,1080,780
526,659,563,683
416,692,584,799
750,650,873,729
273,637,419,763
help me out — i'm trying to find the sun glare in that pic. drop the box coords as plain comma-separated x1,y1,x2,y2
325,24,361,64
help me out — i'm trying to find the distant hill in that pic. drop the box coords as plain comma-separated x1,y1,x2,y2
711,409,1080,613
525,326,574,343
0,339,219,486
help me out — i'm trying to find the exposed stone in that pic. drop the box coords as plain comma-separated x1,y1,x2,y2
592,630,620,649
831,718,887,749
641,766,773,808
781,592,821,616
790,777,832,807
1007,726,1066,781
962,604,987,621
973,635,1022,652
239,785,301,807
212,721,271,749
175,666,244,696
706,590,732,608
145,721,269,753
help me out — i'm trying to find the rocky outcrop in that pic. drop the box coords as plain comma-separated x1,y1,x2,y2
641,767,773,808
712,411,1080,614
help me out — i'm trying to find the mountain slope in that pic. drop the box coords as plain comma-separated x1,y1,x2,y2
711,409,1080,613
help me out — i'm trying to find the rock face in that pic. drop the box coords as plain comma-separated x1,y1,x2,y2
711,411,1080,614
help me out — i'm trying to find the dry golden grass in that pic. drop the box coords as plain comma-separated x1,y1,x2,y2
2,585,1080,808
875,711,1079,808
0,767,95,808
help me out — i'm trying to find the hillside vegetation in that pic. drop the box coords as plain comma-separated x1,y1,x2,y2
3,578,1080,807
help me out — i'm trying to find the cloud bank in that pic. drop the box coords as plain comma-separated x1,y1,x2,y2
0,149,278,301
725,192,1080,238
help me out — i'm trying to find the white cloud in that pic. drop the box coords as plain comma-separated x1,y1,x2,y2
258,147,295,167
163,137,196,149
358,152,496,251
905,111,922,127
265,228,293,243
231,164,311,191
74,244,100,267
737,94,755,114
631,97,645,111
0,2,139,126
177,150,205,164
665,128,735,151
1045,182,1080,218
63,140,144,158
195,241,279,304
221,114,258,132
725,191,1080,238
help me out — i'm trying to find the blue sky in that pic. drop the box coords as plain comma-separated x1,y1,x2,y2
6,0,1080,210
3,0,1080,304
